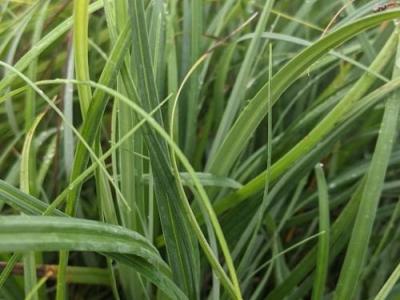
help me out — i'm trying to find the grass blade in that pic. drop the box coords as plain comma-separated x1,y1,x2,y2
208,0,274,161
374,261,400,300
24,0,49,130
127,1,200,297
20,112,46,300
0,1,104,93
334,27,400,300
215,28,398,215
0,216,186,300
312,163,330,300
207,9,400,180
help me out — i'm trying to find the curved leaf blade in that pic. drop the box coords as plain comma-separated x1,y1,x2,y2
0,216,186,300
207,9,400,179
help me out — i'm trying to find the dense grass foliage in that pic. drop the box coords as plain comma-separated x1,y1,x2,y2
1,0,400,299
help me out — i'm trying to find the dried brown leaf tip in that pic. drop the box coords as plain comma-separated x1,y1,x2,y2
373,1,397,12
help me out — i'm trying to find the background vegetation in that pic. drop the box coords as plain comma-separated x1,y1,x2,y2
0,0,400,299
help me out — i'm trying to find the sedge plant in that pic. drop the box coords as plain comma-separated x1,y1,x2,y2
0,1,400,299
